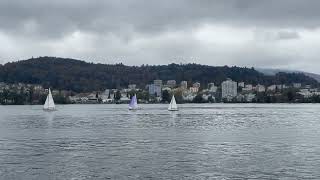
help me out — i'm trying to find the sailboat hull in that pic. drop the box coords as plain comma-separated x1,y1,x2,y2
129,106,141,110
43,107,57,111
168,108,178,111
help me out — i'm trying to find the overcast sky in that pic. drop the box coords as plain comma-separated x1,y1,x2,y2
1,0,320,73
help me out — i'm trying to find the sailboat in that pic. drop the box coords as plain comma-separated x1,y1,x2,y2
43,88,56,111
168,95,178,111
129,94,140,110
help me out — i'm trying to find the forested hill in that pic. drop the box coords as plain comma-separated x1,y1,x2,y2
0,57,318,92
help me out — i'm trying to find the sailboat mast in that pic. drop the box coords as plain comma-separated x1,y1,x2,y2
48,89,50,107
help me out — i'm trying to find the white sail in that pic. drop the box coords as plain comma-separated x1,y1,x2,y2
43,88,56,111
168,95,178,111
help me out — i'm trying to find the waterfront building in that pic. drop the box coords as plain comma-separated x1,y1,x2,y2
120,96,130,103
221,78,237,99
238,82,245,88
208,83,217,93
242,84,253,91
256,84,266,92
33,85,44,92
305,85,311,89
128,84,137,90
298,89,313,98
154,80,163,87
193,82,201,88
180,81,188,89
189,87,199,93
149,84,162,97
293,83,302,89
166,80,176,88
104,89,110,96
276,85,283,90
267,85,277,91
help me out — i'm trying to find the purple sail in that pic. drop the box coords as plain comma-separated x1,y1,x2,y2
129,95,138,110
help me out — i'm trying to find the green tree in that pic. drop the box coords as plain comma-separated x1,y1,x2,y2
193,94,204,103
115,90,122,101
208,96,215,103
161,90,170,103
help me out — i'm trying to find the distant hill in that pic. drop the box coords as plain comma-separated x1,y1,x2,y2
256,68,320,82
299,72,320,82
0,57,318,92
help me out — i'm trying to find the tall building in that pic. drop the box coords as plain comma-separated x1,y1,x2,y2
166,80,176,88
221,78,237,99
153,80,163,87
208,83,217,92
180,81,188,89
193,82,201,88
148,84,161,97
238,82,245,88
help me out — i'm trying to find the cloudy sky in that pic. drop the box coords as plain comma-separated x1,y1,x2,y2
1,0,320,73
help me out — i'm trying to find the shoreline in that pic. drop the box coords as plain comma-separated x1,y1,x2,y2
1,102,320,106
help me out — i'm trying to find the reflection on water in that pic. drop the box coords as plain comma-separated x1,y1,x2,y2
0,104,320,179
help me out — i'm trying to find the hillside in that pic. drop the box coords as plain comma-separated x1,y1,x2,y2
0,57,318,92
256,68,320,82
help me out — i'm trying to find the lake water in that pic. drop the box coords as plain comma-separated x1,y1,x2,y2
0,104,320,179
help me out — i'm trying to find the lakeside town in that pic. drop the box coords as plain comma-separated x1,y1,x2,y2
0,78,320,105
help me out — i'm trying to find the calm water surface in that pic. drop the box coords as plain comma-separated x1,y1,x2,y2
0,104,320,179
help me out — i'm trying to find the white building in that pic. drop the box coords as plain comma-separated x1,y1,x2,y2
189,87,199,93
180,81,188,89
166,80,176,88
149,84,162,97
298,89,313,98
276,85,283,90
221,79,237,99
242,84,253,91
267,85,277,91
256,84,266,92
305,85,312,89
238,82,245,88
208,83,217,93
292,83,301,89
193,82,201,88
154,80,163,87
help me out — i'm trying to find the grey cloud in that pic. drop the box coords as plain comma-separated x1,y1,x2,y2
1,0,320,73
254,30,300,41
276,31,300,40
1,0,320,38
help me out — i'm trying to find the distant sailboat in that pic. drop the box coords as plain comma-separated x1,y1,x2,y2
168,95,178,111
43,88,56,111
129,94,139,110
